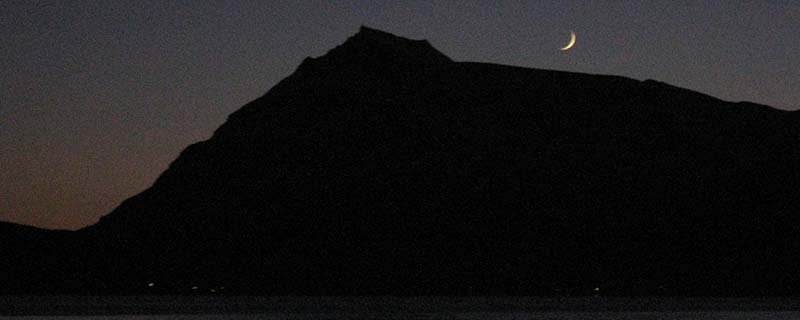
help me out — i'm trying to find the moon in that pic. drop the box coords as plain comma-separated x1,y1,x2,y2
560,31,576,51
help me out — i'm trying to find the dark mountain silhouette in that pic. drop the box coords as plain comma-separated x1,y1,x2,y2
2,26,799,296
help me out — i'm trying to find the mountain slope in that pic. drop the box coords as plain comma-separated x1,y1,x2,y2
5,26,800,295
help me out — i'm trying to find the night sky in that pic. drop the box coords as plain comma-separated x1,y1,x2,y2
2,1,798,230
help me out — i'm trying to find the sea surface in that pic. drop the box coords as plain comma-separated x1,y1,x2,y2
2,296,799,319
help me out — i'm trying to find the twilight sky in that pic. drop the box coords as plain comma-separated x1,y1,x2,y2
2,1,799,230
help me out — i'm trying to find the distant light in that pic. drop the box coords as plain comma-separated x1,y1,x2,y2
148,283,155,287
191,286,198,290
210,289,216,293
594,287,600,291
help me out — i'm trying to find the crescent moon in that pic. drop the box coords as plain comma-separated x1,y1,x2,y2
560,31,576,51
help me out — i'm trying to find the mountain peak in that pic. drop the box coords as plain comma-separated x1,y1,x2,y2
300,26,452,72
347,26,451,61
355,25,401,38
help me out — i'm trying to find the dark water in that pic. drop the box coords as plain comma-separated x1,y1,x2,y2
7,313,800,320
2,297,799,319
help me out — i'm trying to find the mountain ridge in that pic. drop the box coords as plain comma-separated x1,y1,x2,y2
2,26,799,295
